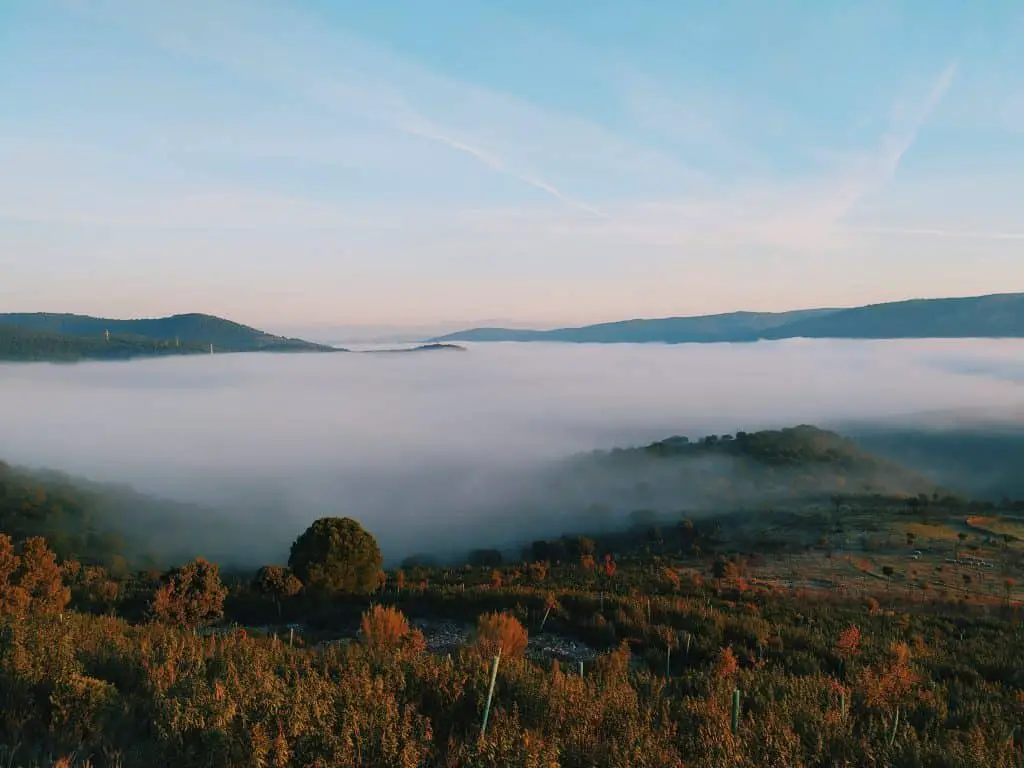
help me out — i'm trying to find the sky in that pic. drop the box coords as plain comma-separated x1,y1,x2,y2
1,0,1023,331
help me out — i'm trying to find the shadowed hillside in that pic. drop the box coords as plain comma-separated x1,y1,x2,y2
537,425,943,524
0,323,212,361
432,309,836,344
0,312,332,354
761,293,1024,340
0,460,239,570
432,292,1024,344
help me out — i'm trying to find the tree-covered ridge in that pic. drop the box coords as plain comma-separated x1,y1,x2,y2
0,323,213,361
0,312,333,353
0,317,467,361
0,313,339,362
546,426,945,522
432,291,1024,343
0,460,235,572
639,425,884,466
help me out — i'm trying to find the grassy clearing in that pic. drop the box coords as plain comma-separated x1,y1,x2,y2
900,521,962,543
969,517,1024,540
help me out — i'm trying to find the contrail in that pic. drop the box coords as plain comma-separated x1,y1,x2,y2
402,124,608,219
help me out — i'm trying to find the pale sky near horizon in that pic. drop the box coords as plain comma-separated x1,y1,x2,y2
2,0,1023,331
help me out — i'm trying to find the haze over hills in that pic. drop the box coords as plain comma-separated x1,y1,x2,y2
0,424,952,570
430,292,1024,344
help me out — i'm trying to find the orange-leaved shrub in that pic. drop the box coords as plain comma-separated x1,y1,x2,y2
475,611,528,659
361,604,425,656
0,534,69,619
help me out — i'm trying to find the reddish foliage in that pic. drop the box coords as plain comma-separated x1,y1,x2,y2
476,611,528,659
604,554,617,578
715,647,739,679
361,604,423,655
835,625,861,659
150,558,227,629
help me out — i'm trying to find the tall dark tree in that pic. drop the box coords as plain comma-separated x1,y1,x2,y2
288,517,382,595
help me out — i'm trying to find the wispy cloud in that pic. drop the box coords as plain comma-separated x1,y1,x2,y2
880,60,959,179
802,60,959,232
854,226,1024,241
398,123,608,218
68,0,641,217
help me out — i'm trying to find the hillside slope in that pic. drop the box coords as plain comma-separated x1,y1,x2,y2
432,309,837,344
431,292,1024,344
0,323,213,362
0,459,235,569
0,312,332,353
473,425,949,551
761,292,1024,339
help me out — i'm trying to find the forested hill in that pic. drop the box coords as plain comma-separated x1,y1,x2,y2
431,292,1024,344
760,292,1024,340
0,323,216,362
0,312,332,355
533,425,948,527
0,459,234,570
632,425,888,466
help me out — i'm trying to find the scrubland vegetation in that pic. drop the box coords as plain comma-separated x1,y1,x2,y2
2,427,1023,767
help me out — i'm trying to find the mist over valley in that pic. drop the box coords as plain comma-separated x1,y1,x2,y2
2,338,1022,568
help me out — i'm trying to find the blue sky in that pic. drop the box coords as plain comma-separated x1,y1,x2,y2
1,0,1023,330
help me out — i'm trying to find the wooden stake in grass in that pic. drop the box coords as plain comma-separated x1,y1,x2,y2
888,705,900,747
540,592,557,631
731,688,741,735
480,650,502,741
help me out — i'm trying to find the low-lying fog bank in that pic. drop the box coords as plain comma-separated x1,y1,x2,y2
1,339,1022,566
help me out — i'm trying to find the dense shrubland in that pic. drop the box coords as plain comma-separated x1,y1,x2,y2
1,515,1022,768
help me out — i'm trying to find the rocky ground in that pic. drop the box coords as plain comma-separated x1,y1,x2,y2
239,618,598,662
408,618,598,662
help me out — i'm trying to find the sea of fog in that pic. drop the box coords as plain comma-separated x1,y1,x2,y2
1,339,1022,564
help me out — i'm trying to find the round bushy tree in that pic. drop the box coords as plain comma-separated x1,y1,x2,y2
288,517,382,595
150,557,227,629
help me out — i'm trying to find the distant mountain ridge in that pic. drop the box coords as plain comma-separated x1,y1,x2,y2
0,312,331,353
0,312,467,361
430,292,1024,344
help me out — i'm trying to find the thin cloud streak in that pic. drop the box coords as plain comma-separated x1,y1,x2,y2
399,124,608,218
811,60,960,230
71,0,612,217
855,226,1024,241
